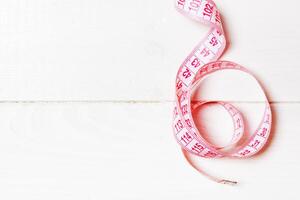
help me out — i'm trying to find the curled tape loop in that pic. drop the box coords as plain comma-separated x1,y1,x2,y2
173,0,272,184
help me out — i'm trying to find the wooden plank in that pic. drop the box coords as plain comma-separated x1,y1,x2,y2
0,102,298,199
0,0,298,101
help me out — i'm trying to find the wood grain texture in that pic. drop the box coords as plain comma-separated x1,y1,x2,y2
0,0,299,101
0,103,298,199
0,0,298,199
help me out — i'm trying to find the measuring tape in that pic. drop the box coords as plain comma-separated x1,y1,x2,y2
173,0,272,185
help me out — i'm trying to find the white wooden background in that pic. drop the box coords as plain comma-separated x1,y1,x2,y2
0,0,299,199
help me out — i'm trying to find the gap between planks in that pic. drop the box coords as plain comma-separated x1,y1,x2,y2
0,100,297,104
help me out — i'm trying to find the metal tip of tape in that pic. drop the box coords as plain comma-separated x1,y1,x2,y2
219,180,238,186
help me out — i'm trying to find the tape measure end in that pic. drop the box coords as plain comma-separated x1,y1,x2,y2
218,179,238,186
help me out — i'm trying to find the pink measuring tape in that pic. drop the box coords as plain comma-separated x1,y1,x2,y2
173,0,272,185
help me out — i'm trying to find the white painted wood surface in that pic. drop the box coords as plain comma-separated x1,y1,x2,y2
0,0,299,199
0,0,299,101
0,103,298,199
